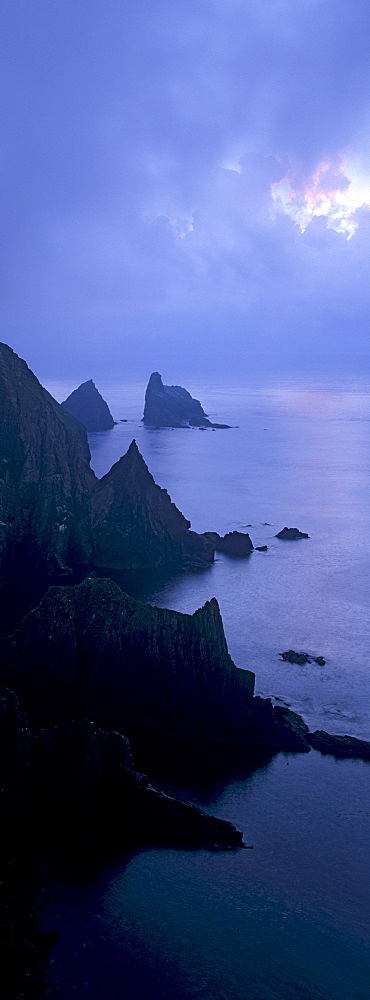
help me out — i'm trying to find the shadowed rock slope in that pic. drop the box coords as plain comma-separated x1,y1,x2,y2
1,687,243,851
91,440,213,569
1,577,310,752
62,379,114,431
143,372,230,428
0,344,212,580
0,343,95,577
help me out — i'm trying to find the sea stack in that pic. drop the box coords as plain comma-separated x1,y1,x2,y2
62,379,114,431
143,372,230,428
91,439,214,569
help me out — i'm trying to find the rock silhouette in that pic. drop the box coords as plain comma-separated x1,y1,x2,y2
143,372,230,428
1,577,311,753
0,344,212,579
202,531,254,556
62,379,114,431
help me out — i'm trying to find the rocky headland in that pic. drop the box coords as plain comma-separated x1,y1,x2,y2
62,378,115,431
1,687,243,851
143,371,230,428
1,576,311,754
308,730,370,760
0,344,213,585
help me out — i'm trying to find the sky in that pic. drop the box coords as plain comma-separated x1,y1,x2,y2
1,0,370,378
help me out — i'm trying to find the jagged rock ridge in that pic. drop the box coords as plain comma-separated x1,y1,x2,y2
0,342,96,577
0,344,212,580
91,440,213,569
62,379,114,431
143,372,230,428
1,577,311,752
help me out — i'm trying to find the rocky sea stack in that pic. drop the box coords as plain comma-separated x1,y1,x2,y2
62,379,114,431
91,440,213,570
0,344,212,582
276,527,310,540
202,531,254,556
143,372,230,428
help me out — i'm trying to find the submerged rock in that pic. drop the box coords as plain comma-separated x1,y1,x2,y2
202,531,254,557
308,730,370,760
143,372,230,428
62,379,114,431
276,527,310,539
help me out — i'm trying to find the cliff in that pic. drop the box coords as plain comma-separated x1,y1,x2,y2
0,345,212,582
62,379,114,431
1,688,243,851
91,440,213,569
0,343,95,578
1,577,310,752
143,372,230,428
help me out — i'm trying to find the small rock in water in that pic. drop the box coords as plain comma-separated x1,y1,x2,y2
280,649,326,666
281,649,310,665
276,527,310,539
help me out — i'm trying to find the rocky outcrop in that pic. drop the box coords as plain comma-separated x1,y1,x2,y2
308,730,370,760
1,578,311,753
280,650,326,666
1,688,243,850
276,527,310,539
0,345,212,583
62,379,114,431
1,578,255,738
0,343,95,579
202,531,254,557
91,440,213,570
143,372,230,428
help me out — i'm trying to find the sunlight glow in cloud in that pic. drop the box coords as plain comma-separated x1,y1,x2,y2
270,158,370,238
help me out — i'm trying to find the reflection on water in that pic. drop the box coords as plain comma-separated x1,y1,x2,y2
40,363,370,1000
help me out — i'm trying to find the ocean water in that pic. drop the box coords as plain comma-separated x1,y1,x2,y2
43,363,370,999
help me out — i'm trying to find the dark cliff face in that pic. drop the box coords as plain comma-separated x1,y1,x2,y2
2,577,255,741
0,346,212,581
0,343,96,578
143,372,213,427
2,577,311,752
91,440,213,569
62,379,115,431
1,687,243,850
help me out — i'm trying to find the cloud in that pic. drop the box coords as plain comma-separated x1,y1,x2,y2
1,0,370,370
271,156,370,238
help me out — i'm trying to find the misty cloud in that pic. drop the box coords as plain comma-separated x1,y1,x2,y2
1,0,370,373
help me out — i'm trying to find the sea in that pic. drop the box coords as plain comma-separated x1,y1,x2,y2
42,360,370,1000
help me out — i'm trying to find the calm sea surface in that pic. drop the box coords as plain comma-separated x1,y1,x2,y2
44,363,370,999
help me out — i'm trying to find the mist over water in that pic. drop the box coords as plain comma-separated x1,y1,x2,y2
44,360,370,1000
